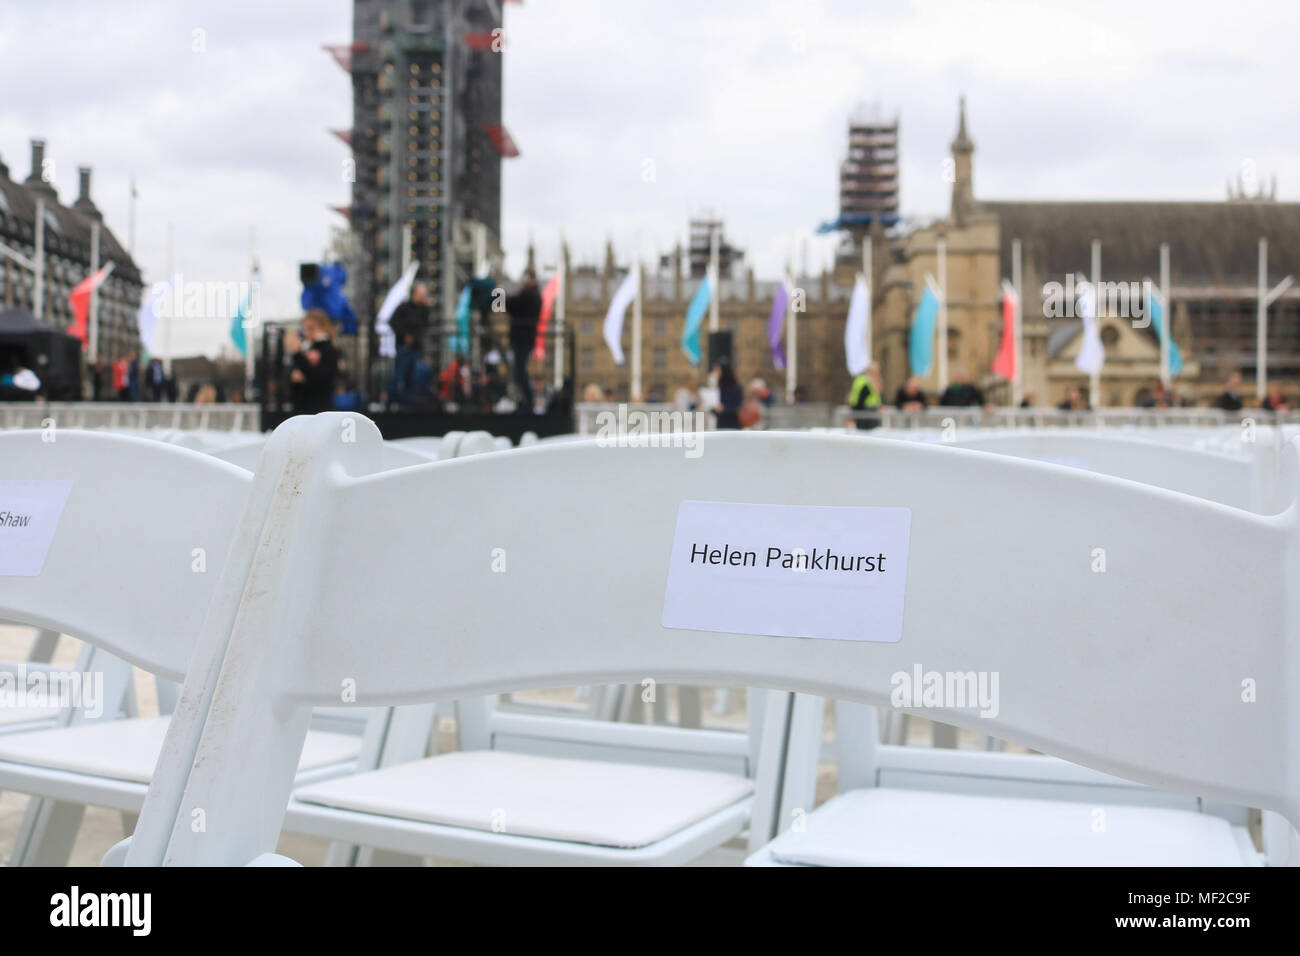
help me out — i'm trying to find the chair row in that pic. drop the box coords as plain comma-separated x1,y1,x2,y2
0,416,1296,865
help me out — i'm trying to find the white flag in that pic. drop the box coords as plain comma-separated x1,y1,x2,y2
136,277,171,355
1074,277,1104,375
603,270,638,366
844,273,871,376
375,262,420,359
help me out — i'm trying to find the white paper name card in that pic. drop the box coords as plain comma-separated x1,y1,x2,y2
662,501,911,643
0,480,73,576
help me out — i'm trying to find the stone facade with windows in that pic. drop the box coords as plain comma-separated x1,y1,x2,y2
0,139,143,369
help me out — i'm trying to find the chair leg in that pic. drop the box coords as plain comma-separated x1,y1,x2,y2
591,685,620,721
27,628,60,664
357,847,427,867
651,687,669,724
711,687,732,716
618,684,643,723
678,687,703,729
9,798,86,867
931,722,959,749
881,709,908,744
323,841,359,867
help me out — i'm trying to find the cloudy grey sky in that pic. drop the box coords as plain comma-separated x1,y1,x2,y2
2,0,1295,356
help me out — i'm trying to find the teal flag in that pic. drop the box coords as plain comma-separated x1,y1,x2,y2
1149,291,1184,377
453,284,472,356
681,276,712,365
230,292,249,357
908,280,940,377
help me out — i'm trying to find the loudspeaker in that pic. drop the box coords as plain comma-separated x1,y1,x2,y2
299,263,320,286
707,331,733,369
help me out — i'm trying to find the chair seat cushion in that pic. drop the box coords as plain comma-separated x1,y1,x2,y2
765,788,1252,866
294,750,754,849
0,704,60,727
0,715,360,783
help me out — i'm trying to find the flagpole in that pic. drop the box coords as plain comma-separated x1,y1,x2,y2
785,256,796,403
33,197,44,321
936,235,947,391
246,227,257,400
164,223,174,376
1011,238,1023,406
554,235,567,390
863,234,873,363
1254,239,1294,402
708,225,719,333
1159,243,1171,391
1090,239,1102,409
128,175,137,257
1257,238,1268,402
631,259,643,401
88,220,101,364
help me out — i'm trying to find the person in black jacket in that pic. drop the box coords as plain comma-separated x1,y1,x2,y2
287,310,341,414
388,283,430,402
939,369,985,407
505,271,542,414
714,363,743,429
1216,372,1244,412
894,376,926,411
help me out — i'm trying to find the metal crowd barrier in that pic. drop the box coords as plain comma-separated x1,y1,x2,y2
836,407,1298,430
0,403,260,432
574,402,1300,434
575,403,717,435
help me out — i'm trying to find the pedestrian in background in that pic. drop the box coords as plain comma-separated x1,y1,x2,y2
286,310,341,414
848,361,883,429
506,271,542,414
389,282,430,403
1216,372,1244,411
714,362,743,429
145,358,166,402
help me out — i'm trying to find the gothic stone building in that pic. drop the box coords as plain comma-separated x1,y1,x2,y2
874,101,1300,407
559,241,857,405
0,139,143,366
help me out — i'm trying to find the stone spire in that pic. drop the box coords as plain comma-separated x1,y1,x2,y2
950,96,975,223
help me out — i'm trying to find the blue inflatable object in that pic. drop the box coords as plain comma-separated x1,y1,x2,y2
301,262,358,334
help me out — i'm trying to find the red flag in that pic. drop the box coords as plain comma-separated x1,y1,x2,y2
533,273,562,362
991,280,1018,380
68,265,112,347
484,124,520,158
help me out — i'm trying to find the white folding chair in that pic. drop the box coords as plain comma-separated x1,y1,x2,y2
751,430,1297,865
0,429,366,865
96,417,1296,866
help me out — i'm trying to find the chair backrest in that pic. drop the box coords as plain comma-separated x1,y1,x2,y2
938,429,1281,513
127,415,1300,864
0,430,251,680
458,431,498,457
454,692,759,777
211,435,435,471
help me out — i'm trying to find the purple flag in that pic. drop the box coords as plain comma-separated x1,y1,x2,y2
767,280,788,370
